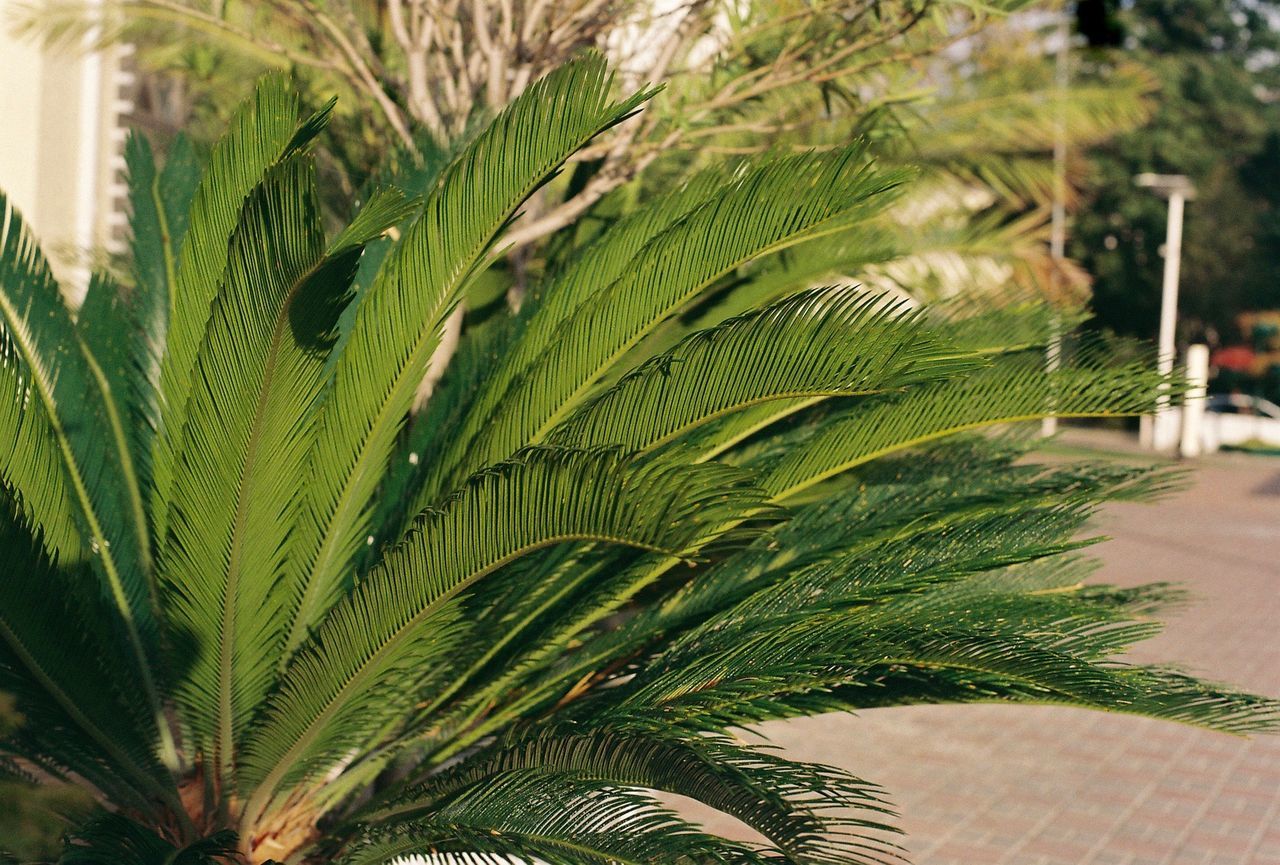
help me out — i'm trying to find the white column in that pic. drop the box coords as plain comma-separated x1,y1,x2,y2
1140,188,1187,450
1180,344,1209,458
71,0,106,305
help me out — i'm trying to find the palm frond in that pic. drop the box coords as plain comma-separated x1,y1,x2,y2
544,286,975,452
362,727,899,865
0,506,174,814
759,356,1170,500
663,300,1073,466
0,198,82,562
447,167,731,463
280,54,654,662
240,448,767,819
76,271,156,588
120,131,200,503
470,450,1179,733
150,75,332,548
60,812,238,865
0,193,176,767
344,772,765,865
437,149,913,489
160,155,403,780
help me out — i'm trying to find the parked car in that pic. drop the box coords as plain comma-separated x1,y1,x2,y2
1197,393,1280,452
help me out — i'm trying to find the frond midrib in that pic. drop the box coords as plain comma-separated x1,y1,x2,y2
770,409,1154,502
0,290,176,773
243,531,685,829
215,241,330,778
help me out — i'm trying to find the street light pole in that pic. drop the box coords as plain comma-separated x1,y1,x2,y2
1041,9,1070,438
1135,173,1195,449
1155,187,1186,383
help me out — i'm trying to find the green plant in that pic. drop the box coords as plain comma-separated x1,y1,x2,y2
0,56,1274,864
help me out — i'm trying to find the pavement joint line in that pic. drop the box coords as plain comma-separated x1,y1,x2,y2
992,714,1157,865
1108,527,1277,576
1150,739,1256,862
1240,767,1280,861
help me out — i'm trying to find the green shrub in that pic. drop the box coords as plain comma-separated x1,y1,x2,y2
0,56,1273,864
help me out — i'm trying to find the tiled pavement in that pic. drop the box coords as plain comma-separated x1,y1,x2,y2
689,436,1280,864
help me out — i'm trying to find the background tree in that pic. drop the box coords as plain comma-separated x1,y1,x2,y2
24,1,1147,258
1072,0,1280,341
20,0,1158,397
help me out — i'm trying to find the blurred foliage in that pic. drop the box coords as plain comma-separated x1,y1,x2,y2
0,694,92,863
20,0,1154,307
1073,0,1280,340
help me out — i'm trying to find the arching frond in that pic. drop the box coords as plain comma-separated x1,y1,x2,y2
759,356,1169,500
436,148,913,490
468,450,1188,736
448,168,731,463
150,75,333,548
281,54,655,663
545,286,974,452
76,271,156,592
344,772,765,865
0,197,82,562
120,131,200,502
60,812,238,865
240,448,768,817
160,155,403,780
362,727,898,865
0,508,172,814
0,194,175,768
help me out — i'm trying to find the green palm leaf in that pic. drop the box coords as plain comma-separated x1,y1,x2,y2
344,772,765,865
436,149,913,490
0,199,82,563
0,507,173,813
240,448,767,819
280,54,654,661
363,727,898,865
544,286,975,452
60,813,238,865
121,132,199,501
150,76,333,547
448,167,731,458
0,193,175,768
161,153,408,782
76,271,156,586
760,356,1168,500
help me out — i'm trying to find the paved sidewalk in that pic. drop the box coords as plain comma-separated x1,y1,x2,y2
697,437,1280,864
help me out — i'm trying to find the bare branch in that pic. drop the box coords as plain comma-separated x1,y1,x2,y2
296,0,416,149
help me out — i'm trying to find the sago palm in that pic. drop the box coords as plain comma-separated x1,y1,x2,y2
0,55,1274,864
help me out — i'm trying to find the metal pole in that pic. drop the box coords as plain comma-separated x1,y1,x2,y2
1042,10,1069,437
1156,190,1186,380
1134,173,1193,450
1146,189,1186,450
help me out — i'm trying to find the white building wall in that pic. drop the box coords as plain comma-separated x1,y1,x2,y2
0,0,131,304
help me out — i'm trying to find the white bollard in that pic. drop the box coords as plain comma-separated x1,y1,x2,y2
1180,344,1210,458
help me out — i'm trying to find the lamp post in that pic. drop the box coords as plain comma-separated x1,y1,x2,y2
1041,10,1070,438
1134,173,1196,450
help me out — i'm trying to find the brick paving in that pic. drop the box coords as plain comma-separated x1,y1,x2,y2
692,435,1280,864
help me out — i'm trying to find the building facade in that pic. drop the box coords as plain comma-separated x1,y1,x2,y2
0,0,132,304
